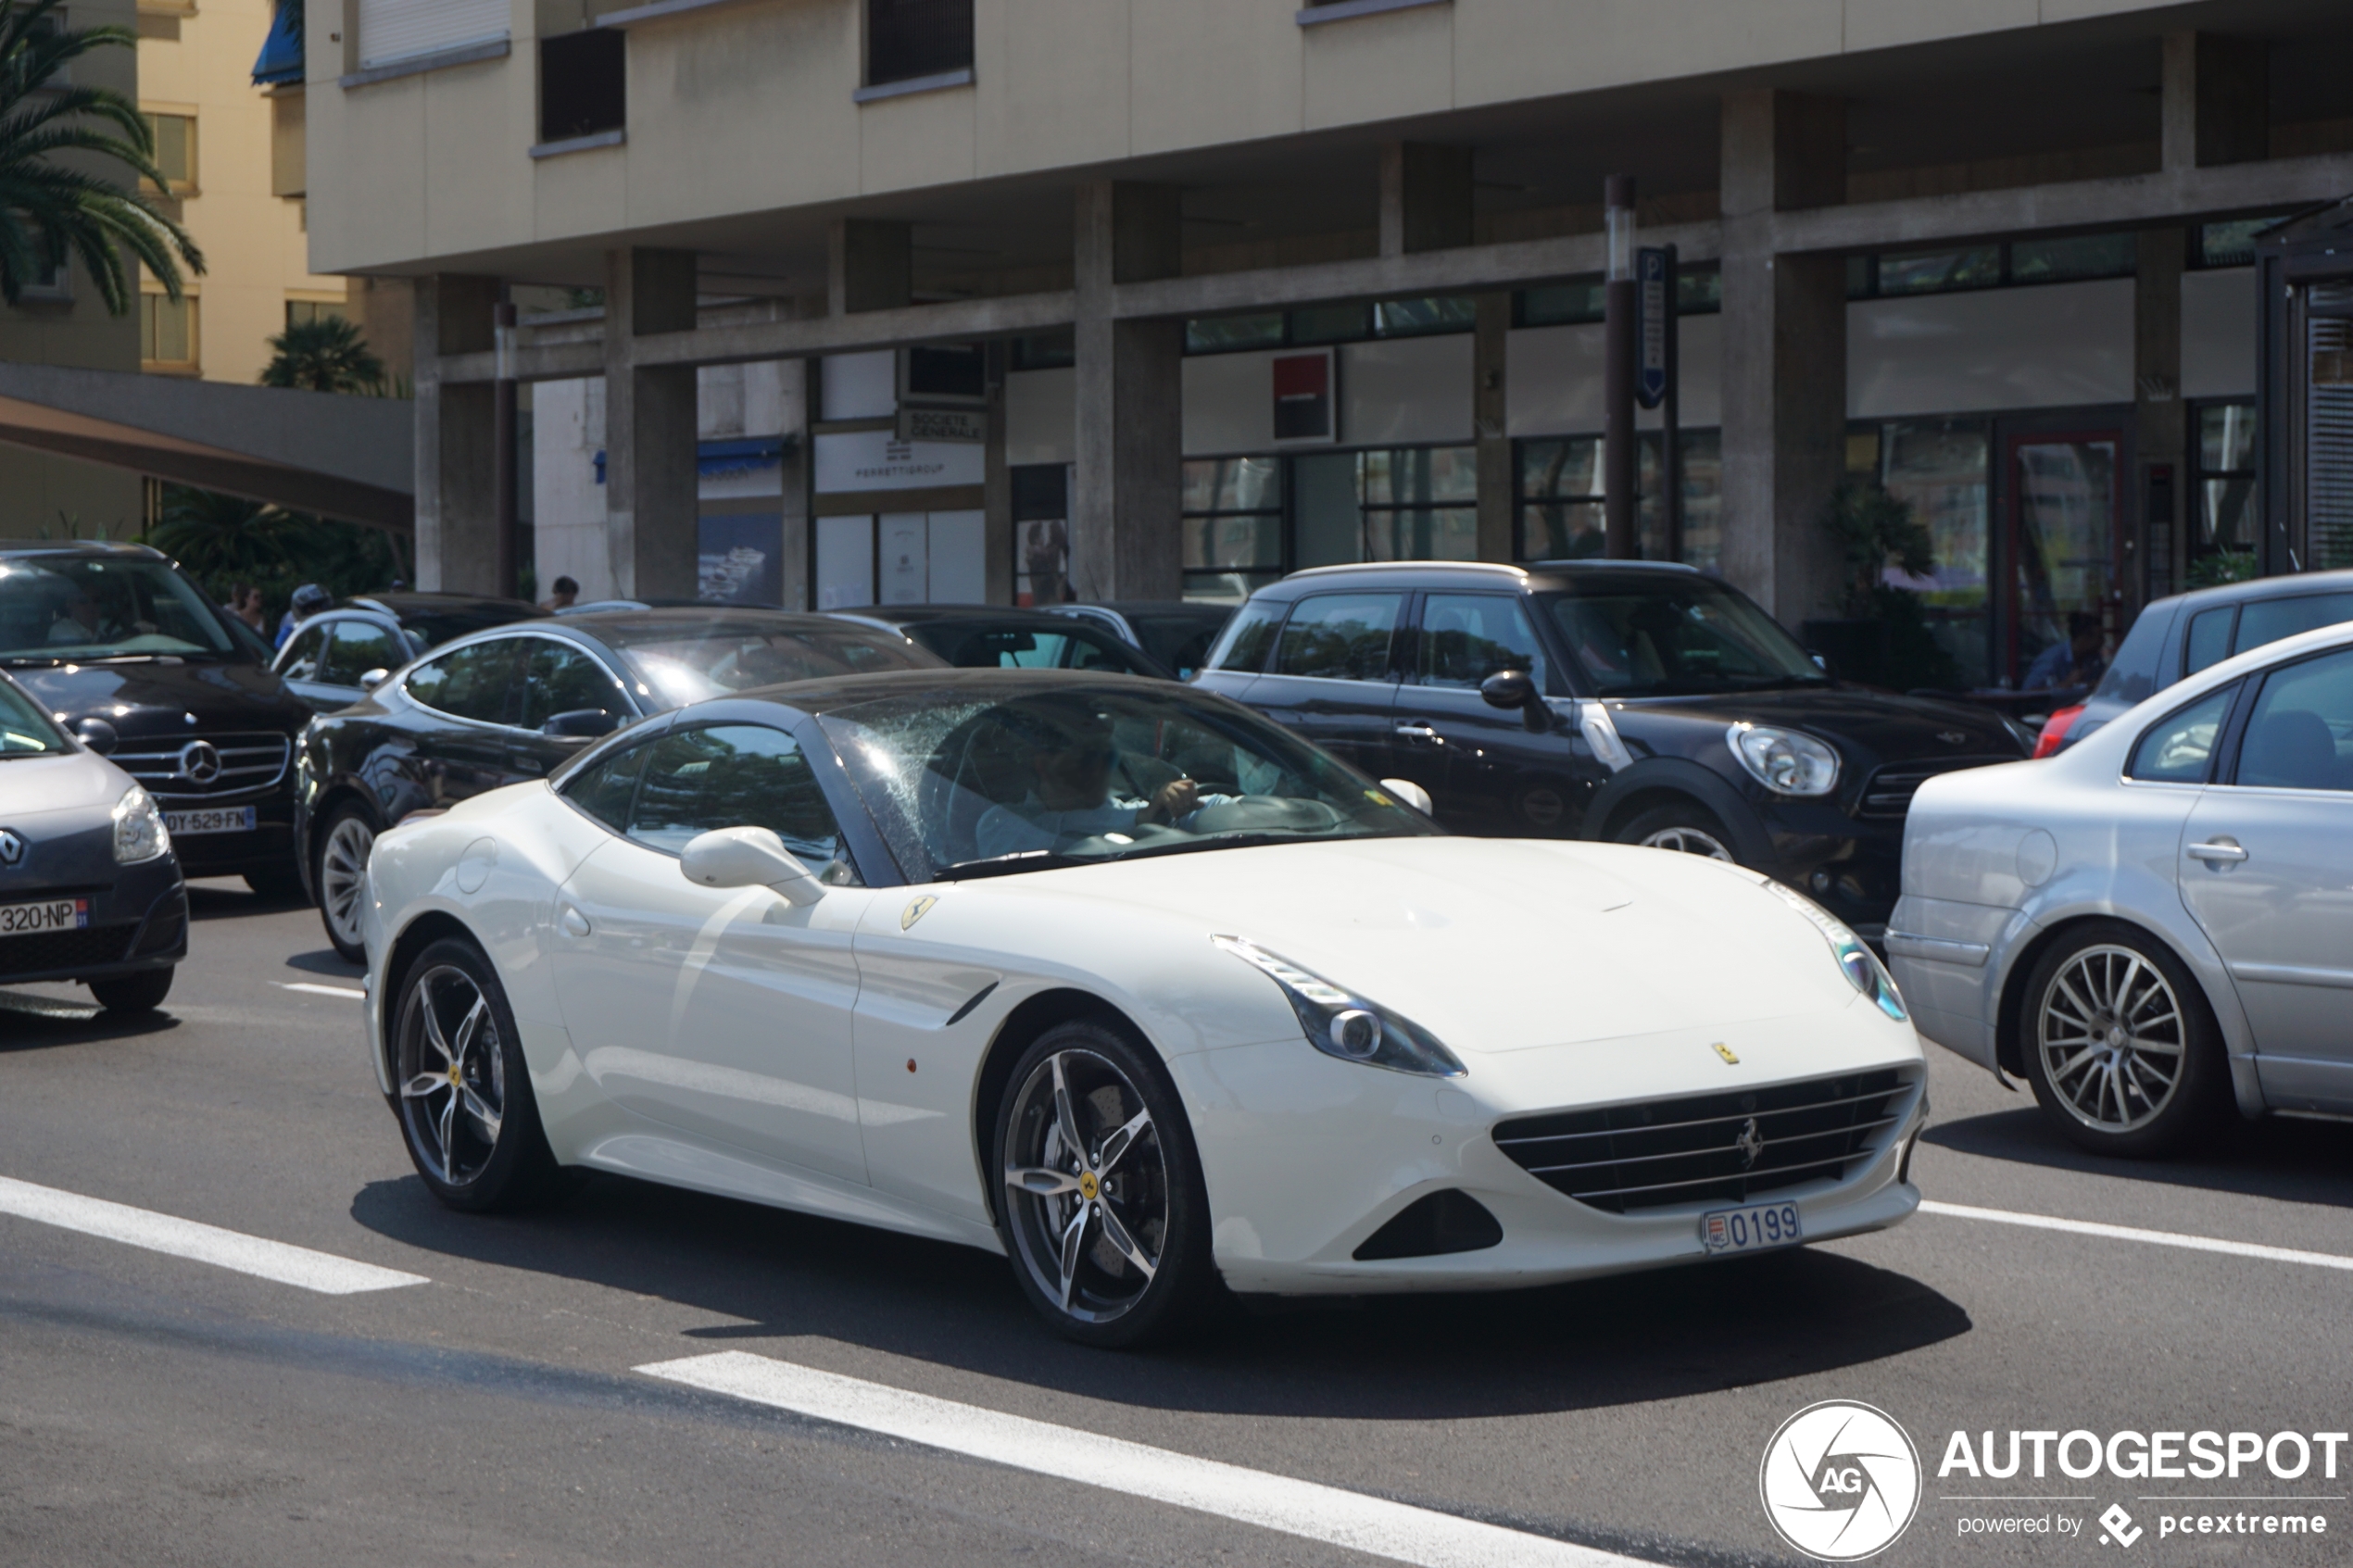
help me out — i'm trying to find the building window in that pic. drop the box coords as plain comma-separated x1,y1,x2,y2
141,293,198,371
1011,464,1070,606
1184,295,1479,356
2192,400,2259,561
143,112,195,194
1847,236,2135,299
1360,446,1478,560
1515,267,1719,329
1006,330,1073,371
1178,445,1484,601
1515,433,1722,573
539,29,624,144
1181,457,1284,601
866,0,972,88
285,298,347,330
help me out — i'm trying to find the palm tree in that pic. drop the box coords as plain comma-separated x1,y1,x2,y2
261,316,387,394
0,0,201,309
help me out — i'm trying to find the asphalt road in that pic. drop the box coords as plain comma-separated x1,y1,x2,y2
3,880,2350,1568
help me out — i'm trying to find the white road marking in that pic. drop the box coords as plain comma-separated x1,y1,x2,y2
1920,1199,2353,1273
0,1174,427,1295
276,981,367,999
639,1350,1650,1568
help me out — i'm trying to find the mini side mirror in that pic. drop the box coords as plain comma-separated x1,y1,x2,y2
543,708,620,739
72,716,117,755
1478,669,1549,734
359,668,390,692
679,825,824,907
1378,777,1434,815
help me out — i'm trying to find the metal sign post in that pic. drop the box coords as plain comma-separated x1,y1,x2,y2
1603,176,1638,558
1637,244,1681,562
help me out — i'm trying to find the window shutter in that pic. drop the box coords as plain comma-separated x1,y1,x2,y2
358,0,507,69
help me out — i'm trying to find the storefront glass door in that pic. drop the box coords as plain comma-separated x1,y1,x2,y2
2006,433,2120,687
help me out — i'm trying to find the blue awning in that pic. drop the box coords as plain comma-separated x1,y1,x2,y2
593,436,787,484
252,0,303,86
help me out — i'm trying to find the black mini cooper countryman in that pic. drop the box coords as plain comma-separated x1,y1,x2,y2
1191,560,2032,937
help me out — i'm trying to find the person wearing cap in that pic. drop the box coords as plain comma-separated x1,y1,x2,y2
276,583,332,649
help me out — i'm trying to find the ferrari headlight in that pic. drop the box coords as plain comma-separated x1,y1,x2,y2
1728,723,1840,796
1212,935,1466,1078
112,785,170,864
1761,881,1906,1022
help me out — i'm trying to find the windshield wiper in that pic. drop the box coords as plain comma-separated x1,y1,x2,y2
932,849,1098,881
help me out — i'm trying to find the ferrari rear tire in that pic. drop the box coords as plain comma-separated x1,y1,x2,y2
1615,800,1737,861
991,1018,1217,1348
390,936,564,1211
2019,922,2227,1159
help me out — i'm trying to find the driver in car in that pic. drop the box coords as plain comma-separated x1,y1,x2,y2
47,586,110,645
974,711,1232,859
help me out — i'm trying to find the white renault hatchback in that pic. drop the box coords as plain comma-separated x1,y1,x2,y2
1889,622,2353,1156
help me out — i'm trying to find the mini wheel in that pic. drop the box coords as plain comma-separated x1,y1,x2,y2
1615,800,1737,861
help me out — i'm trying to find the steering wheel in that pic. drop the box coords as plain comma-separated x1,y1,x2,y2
1185,796,1343,835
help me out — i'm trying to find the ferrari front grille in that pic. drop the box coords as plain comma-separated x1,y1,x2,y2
1491,1069,1914,1214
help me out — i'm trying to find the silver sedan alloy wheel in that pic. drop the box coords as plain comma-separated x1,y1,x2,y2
320,815,376,951
2035,944,2185,1134
1640,824,1735,860
1003,1049,1169,1324
396,964,507,1185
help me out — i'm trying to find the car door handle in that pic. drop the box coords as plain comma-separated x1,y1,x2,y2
1393,721,1441,742
2185,840,2249,864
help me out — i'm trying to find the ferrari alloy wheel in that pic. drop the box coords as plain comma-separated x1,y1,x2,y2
1617,801,1736,862
994,1020,1213,1346
317,807,377,962
392,938,561,1210
2020,922,2224,1158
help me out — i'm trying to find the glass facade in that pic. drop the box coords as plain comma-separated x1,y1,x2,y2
1177,445,1486,600
1514,432,1720,572
1869,420,1994,689
2195,401,2259,558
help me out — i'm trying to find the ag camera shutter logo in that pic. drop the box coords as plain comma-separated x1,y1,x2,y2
1760,1400,1922,1560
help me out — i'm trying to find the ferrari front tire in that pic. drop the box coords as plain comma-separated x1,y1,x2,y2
390,937,564,1211
991,1018,1217,1348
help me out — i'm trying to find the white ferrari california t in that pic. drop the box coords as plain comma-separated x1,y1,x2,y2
359,670,1926,1344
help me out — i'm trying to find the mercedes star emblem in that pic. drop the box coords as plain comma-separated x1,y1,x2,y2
177,739,222,785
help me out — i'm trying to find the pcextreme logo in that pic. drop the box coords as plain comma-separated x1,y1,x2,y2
1760,1400,1924,1561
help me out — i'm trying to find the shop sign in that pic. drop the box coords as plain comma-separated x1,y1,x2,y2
813,428,986,493
1637,246,1672,409
896,406,989,444
1271,348,1337,445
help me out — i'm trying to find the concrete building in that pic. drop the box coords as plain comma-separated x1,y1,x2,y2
302,0,2353,684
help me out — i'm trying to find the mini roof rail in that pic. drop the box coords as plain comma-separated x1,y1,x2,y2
1528,558,1701,573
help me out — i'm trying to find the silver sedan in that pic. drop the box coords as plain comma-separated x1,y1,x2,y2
1887,621,2353,1157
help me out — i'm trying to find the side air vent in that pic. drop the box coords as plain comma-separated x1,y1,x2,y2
1352,1189,1504,1261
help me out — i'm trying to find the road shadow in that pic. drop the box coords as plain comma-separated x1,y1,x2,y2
1924,1106,2353,1210
285,948,365,980
352,1171,1969,1420
0,986,182,1049
186,880,293,922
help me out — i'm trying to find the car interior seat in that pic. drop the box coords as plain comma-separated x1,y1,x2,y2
2239,707,2342,791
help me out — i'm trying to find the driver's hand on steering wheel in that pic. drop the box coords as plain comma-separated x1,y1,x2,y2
1147,776,1200,822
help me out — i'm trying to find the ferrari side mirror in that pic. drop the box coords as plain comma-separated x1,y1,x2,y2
680,825,825,907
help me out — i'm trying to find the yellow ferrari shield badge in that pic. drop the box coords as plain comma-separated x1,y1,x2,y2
901,896,937,931
1713,1043,1740,1065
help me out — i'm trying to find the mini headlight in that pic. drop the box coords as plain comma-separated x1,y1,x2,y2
1760,881,1906,1022
111,785,170,864
1212,935,1466,1078
1728,723,1841,796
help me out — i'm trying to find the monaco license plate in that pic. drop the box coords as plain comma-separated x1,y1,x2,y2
164,806,258,836
0,897,89,936
1701,1201,1803,1256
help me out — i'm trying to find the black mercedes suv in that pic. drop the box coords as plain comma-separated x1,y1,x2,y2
0,541,313,897
1192,560,2032,936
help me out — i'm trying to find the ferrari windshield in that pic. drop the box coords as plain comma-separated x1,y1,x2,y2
592,617,944,709
819,679,1441,879
0,556,243,663
1537,574,1826,697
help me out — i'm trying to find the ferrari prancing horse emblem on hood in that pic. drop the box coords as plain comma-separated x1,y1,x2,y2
901,896,937,931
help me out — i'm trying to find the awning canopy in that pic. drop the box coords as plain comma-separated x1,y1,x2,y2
252,0,303,85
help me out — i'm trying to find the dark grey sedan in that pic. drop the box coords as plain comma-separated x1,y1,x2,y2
0,671,186,1012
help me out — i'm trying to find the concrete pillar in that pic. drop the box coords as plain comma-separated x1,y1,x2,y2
413,274,498,593
777,357,812,611
603,247,699,600
1474,292,1513,561
2161,33,2269,171
1717,90,1848,624
983,342,1013,605
2135,228,2186,608
1379,142,1473,258
829,220,912,315
1072,181,1183,600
